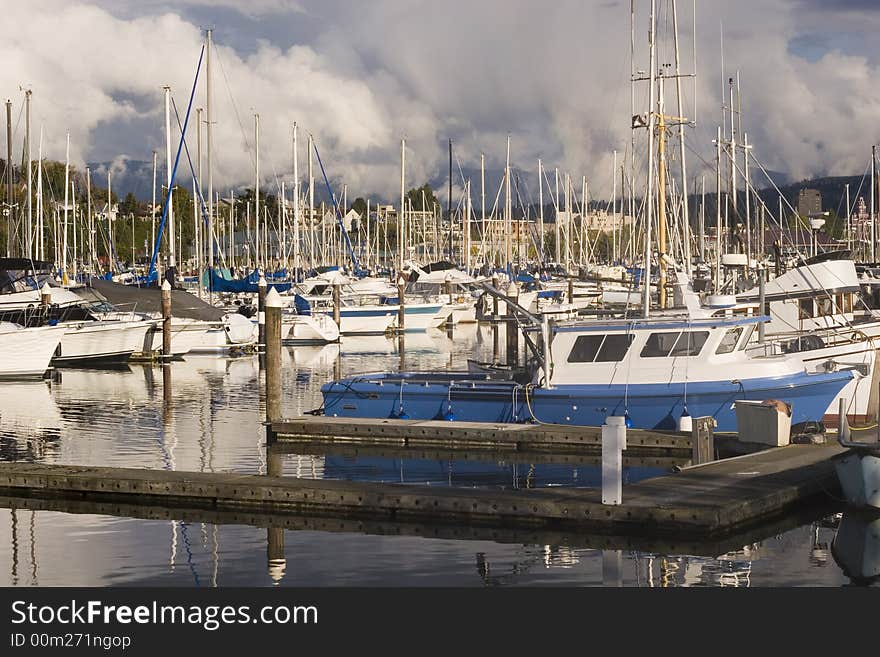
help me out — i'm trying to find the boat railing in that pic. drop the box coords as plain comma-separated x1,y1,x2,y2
837,398,880,452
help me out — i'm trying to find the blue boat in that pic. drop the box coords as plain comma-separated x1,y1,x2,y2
321,315,857,432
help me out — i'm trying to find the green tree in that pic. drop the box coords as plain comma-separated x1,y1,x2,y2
351,197,367,216
405,183,438,212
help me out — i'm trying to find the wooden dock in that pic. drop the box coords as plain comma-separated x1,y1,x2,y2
0,442,846,539
271,416,694,454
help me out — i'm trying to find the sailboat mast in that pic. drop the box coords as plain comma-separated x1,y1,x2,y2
447,138,453,262
538,159,544,262
715,126,722,290
399,138,406,272
292,122,299,279
25,89,32,259
5,99,12,258
658,74,667,310
671,0,691,276
504,135,511,272
255,112,260,270
642,0,657,319
37,128,43,261
86,166,92,273
164,86,176,280
62,132,70,281
151,150,157,272
206,28,214,292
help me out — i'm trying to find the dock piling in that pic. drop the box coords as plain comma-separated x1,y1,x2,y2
161,279,172,361
40,281,51,307
505,281,519,366
602,416,626,505
397,275,406,332
691,416,716,465
265,287,283,440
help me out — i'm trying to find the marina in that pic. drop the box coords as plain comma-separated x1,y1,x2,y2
1,1,880,591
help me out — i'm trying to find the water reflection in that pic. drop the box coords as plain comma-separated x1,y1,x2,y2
0,325,873,586
832,510,880,585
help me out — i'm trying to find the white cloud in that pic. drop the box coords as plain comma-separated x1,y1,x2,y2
3,0,880,205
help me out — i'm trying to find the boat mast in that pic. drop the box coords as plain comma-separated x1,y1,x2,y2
292,122,299,280
24,89,32,259
715,126,722,290
642,0,657,319
62,131,70,282
504,135,512,273
399,138,406,272
255,112,260,270
195,106,203,297
658,73,667,309
538,158,544,263
206,28,214,295
86,166,92,273
671,0,691,276
164,86,176,283
151,150,157,274
37,127,43,261
5,99,12,258
447,138,453,263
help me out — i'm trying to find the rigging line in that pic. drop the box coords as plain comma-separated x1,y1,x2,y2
148,44,206,279
170,97,228,270
213,46,256,170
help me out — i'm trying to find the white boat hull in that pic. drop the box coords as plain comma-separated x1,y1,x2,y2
0,324,64,378
54,319,155,364
276,314,340,344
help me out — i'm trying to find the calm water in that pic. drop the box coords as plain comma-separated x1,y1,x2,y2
0,324,876,586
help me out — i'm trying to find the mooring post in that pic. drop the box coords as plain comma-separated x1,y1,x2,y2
491,274,500,320
567,277,574,305
602,416,626,505
505,281,519,366
757,267,766,344
444,275,454,331
542,313,552,388
691,416,715,465
161,279,172,361
332,283,341,329
257,274,267,353
396,274,406,333
40,281,52,306
265,287,283,444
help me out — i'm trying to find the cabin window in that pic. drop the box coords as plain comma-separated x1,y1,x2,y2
567,335,605,363
642,331,710,358
798,298,813,319
595,334,634,362
843,293,854,313
668,331,710,357
641,332,682,357
715,327,742,354
567,334,633,363
738,325,756,350
816,296,834,317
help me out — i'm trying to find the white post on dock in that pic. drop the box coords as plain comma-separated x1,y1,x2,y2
40,281,52,307
257,275,267,354
542,313,552,389
602,416,626,505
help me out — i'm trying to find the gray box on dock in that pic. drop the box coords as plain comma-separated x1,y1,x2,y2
734,400,792,446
